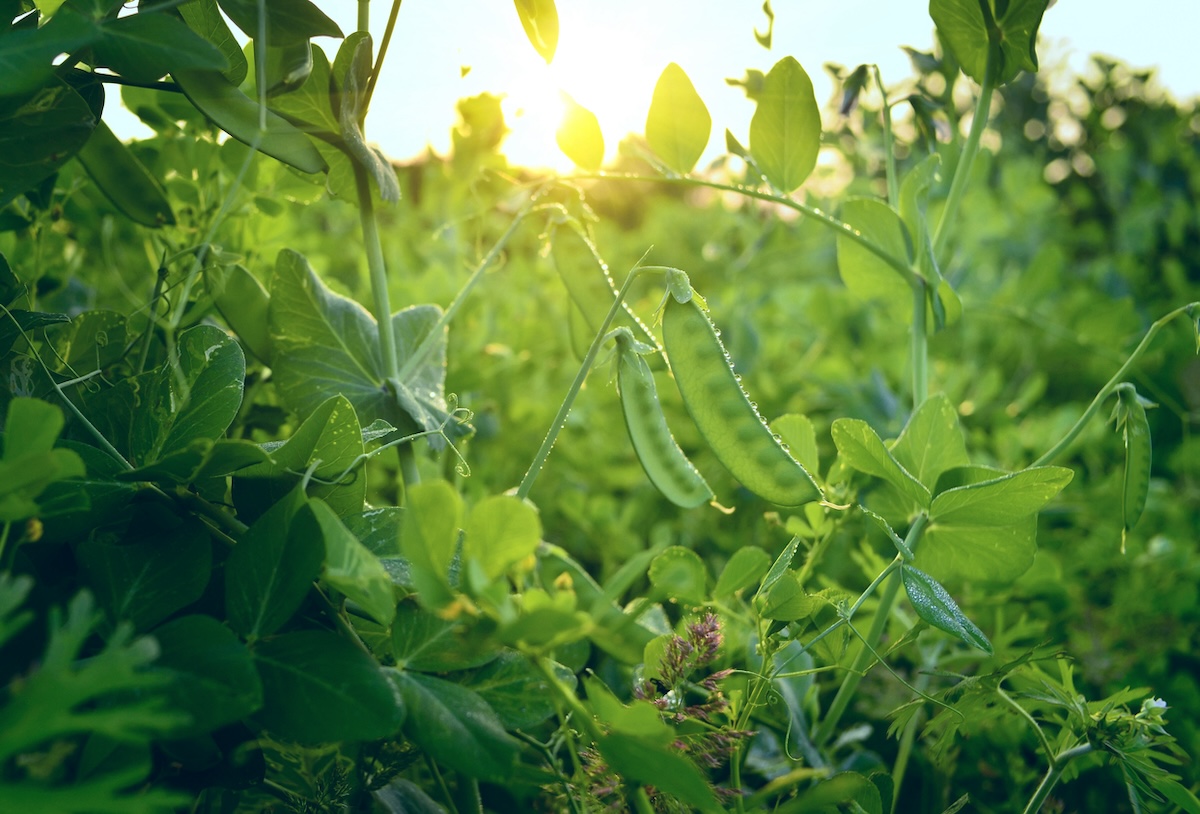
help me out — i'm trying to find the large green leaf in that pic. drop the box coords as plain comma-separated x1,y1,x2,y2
130,324,245,466
217,0,342,46
596,732,720,812
153,614,263,736
119,438,272,486
400,481,462,609
178,0,248,85
557,93,604,171
265,42,338,133
930,0,1050,86
389,671,520,781
0,80,97,208
0,8,96,98
252,630,404,745
310,498,396,627
77,512,211,632
645,62,711,175
92,11,228,83
225,486,323,639
331,34,400,203
836,197,912,321
890,394,970,490
930,465,1073,525
0,398,86,522
831,418,930,508
462,494,542,580
917,515,1037,584
749,56,821,193
391,602,500,672
648,546,707,605
714,547,771,598
268,250,456,442
460,652,573,730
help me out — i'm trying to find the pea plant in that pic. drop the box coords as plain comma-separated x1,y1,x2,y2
1,0,1198,812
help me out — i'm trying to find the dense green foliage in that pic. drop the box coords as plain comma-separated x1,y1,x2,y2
2,1,1199,812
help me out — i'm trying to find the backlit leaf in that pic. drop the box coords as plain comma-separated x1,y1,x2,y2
557,93,603,171
749,56,821,193
513,0,558,63
645,63,711,175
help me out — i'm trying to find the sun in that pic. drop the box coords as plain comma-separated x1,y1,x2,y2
497,9,667,172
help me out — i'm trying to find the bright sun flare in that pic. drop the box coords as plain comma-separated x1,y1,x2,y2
497,13,666,172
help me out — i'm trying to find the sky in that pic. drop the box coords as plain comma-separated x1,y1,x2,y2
111,1,1200,170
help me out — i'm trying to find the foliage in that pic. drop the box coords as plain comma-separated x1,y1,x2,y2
2,0,1199,812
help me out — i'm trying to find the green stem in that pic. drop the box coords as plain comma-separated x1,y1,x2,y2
576,173,914,285
357,0,370,33
630,787,656,814
364,0,403,113
814,515,928,746
355,164,400,381
932,46,998,262
873,65,900,208
424,754,461,814
396,198,537,381
911,279,929,408
1021,743,1094,814
0,522,12,571
515,263,656,500
136,263,169,375
1033,302,1199,466
889,640,944,812
397,442,420,500
997,686,1055,761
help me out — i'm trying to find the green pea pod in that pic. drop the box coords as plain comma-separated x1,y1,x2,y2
613,328,712,509
75,121,175,227
207,263,271,362
662,287,821,507
172,68,327,174
1118,385,1152,543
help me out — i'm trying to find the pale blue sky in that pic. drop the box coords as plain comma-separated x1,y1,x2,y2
110,1,1200,169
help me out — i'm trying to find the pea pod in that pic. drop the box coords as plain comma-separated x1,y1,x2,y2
76,121,175,227
1117,384,1152,543
661,284,821,506
171,68,327,174
613,328,712,508
206,263,271,362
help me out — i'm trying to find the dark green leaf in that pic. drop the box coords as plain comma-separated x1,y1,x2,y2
119,438,272,486
391,602,499,672
178,0,248,85
901,564,993,653
0,308,71,358
0,81,97,209
460,652,573,730
93,12,228,83
0,8,96,98
930,0,1050,86
75,121,175,227
153,614,263,736
77,514,211,632
310,498,396,626
749,56,821,193
252,630,404,744
596,732,720,812
373,778,447,814
217,0,342,46
225,486,322,638
390,671,520,781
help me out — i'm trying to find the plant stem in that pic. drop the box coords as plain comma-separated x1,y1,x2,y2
516,263,654,500
873,65,900,208
0,522,11,571
814,515,927,746
424,754,461,814
1021,743,1094,814
932,46,998,261
136,263,169,375
365,0,404,113
354,164,400,381
1033,302,1199,466
911,280,929,407
357,0,370,33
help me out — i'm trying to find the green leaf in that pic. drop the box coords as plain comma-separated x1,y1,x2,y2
596,732,720,812
178,0,247,85
234,394,365,519
400,481,463,610
0,80,97,209
119,438,272,486
1157,778,1200,814
901,564,992,653
252,630,404,744
373,779,446,814
0,8,96,98
760,572,816,621
332,33,400,203
714,547,772,597
93,12,228,83
0,308,71,358
153,614,263,737
0,398,86,522
749,56,821,193
77,513,211,632
757,535,801,598
513,0,558,63
390,671,520,781
310,498,396,627
890,394,970,490
461,651,574,730
268,250,456,442
930,0,1050,86
776,772,874,814
832,418,930,508
836,197,912,321
557,93,603,171
75,121,175,227
130,324,245,466
225,486,323,638
648,546,707,605
206,263,271,361
217,0,342,46
391,602,500,672
585,676,670,738
930,465,1073,525
772,413,819,478
262,41,338,133
917,515,1037,584
462,494,541,581
645,62,711,175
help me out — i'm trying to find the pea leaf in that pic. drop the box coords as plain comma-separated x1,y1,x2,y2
890,394,970,490
648,546,707,605
310,498,396,627
645,62,711,175
391,602,500,672
0,398,86,522
901,564,992,653
0,8,96,98
557,93,604,171
390,671,520,781
836,197,912,321
749,56,821,193
832,418,930,508
460,651,574,730
930,465,1073,525
513,0,558,63
596,732,720,812
463,494,542,580
0,80,97,209
714,547,772,597
178,0,247,85
252,630,404,745
400,481,463,610
92,11,228,83
760,572,816,622
217,0,342,47
930,0,1050,86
